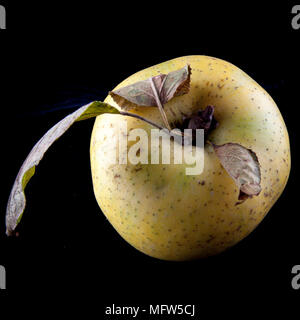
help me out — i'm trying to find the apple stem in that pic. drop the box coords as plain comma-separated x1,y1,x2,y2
120,111,185,140
120,111,165,131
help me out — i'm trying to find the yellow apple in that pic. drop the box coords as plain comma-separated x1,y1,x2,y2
90,55,290,261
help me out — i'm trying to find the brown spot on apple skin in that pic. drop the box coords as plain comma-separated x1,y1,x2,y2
206,235,215,243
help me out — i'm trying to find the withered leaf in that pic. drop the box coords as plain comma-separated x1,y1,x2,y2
6,101,167,236
212,143,261,204
184,105,218,132
109,64,191,111
5,102,121,236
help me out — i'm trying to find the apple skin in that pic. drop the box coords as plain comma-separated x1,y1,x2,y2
90,55,290,261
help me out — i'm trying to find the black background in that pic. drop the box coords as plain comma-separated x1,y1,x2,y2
0,1,299,317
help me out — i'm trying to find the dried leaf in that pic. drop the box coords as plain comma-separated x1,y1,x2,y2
5,101,120,236
109,64,191,111
212,143,261,204
5,100,168,236
181,106,218,145
184,105,218,132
